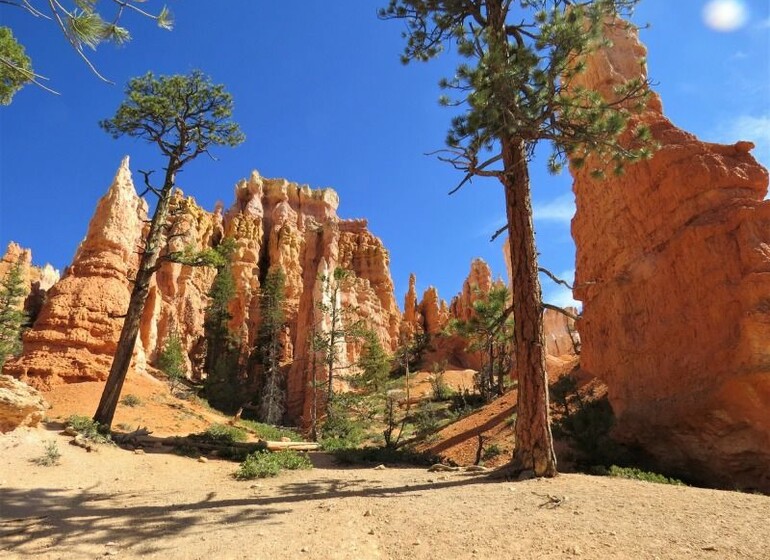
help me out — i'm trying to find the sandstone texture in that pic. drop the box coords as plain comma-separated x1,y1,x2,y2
0,374,49,432
571,22,770,491
5,157,146,388
222,173,401,421
7,164,401,425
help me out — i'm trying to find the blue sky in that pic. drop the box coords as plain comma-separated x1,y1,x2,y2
1,1,768,310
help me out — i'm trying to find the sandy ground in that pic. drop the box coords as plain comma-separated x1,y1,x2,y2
2,427,769,560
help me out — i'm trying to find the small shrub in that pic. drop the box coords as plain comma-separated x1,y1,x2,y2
605,465,684,486
158,332,187,395
412,401,441,436
198,423,248,444
32,441,61,466
319,395,369,451
120,394,142,407
67,415,112,444
549,379,625,467
429,361,453,401
449,390,486,415
235,450,312,480
482,443,503,462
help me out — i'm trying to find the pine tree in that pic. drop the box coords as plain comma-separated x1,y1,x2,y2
203,238,241,411
93,72,244,429
256,268,287,425
381,0,654,477
0,260,28,369
0,1,172,98
0,27,32,105
157,331,186,395
448,285,514,400
311,267,365,439
357,329,390,393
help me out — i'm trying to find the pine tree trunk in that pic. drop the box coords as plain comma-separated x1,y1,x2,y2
93,163,178,429
502,138,558,478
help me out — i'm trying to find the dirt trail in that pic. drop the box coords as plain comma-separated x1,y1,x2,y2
2,427,769,560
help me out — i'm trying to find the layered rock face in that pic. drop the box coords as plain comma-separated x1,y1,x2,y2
5,158,146,387
223,173,400,421
7,163,401,424
571,22,770,491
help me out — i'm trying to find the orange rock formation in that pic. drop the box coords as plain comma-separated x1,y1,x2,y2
5,163,401,425
0,242,59,322
5,158,145,387
571,21,770,491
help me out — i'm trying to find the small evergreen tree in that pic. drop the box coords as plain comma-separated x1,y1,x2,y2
0,260,28,369
0,27,32,105
256,268,287,425
311,267,364,440
157,332,186,395
448,285,514,400
357,329,390,393
203,238,241,411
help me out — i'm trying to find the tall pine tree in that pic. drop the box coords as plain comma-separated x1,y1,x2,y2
256,268,287,425
381,0,653,477
93,71,243,428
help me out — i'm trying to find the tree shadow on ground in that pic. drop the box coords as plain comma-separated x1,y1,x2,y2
0,471,490,556
0,485,288,557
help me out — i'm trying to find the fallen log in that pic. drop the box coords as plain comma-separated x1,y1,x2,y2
116,434,319,453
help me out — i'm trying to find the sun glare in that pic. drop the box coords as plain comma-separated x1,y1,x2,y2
703,0,749,32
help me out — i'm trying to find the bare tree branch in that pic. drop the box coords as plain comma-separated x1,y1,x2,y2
538,267,573,290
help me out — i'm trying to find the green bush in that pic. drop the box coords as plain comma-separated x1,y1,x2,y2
412,401,441,436
120,394,142,407
198,423,248,444
32,441,61,466
158,332,187,394
235,450,312,480
482,443,503,461
604,465,684,486
319,395,370,451
67,415,112,444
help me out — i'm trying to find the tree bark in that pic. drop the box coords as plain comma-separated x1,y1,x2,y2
93,162,178,429
502,138,557,477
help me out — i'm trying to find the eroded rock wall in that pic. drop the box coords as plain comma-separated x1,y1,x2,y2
7,163,401,424
571,21,770,491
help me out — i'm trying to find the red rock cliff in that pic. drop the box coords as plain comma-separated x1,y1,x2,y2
7,163,402,424
571,21,770,491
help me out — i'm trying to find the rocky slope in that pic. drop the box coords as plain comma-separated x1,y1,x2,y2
571,21,770,491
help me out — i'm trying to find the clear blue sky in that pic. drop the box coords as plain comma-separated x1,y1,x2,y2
1,1,768,309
